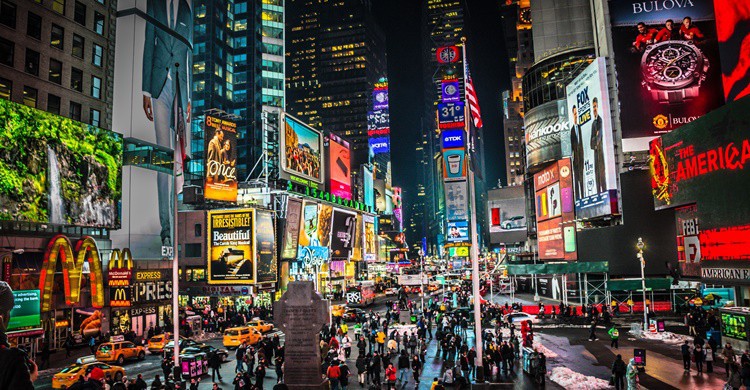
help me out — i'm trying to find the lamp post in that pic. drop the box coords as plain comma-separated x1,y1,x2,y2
418,249,425,312
637,238,648,332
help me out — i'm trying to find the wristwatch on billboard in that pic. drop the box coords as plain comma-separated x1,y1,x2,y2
640,40,708,104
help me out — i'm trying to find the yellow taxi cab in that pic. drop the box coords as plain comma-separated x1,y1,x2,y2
331,304,346,318
223,326,262,349
52,361,125,389
147,333,173,353
96,341,146,365
247,319,273,333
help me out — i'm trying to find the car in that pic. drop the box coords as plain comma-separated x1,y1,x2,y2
147,333,174,354
331,304,346,318
95,341,146,365
163,338,202,359
247,319,274,333
501,215,526,230
343,308,367,322
182,345,230,363
503,312,539,324
384,288,398,296
223,326,262,349
52,362,125,389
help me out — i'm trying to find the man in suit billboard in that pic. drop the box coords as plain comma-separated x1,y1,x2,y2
589,98,606,194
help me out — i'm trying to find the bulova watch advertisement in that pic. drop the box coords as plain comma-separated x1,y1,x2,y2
608,0,724,151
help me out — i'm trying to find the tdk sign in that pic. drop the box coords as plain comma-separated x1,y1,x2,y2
441,130,465,149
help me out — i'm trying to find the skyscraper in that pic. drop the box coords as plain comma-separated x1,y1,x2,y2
286,0,388,172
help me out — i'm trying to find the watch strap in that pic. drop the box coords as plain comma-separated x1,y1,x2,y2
650,85,700,104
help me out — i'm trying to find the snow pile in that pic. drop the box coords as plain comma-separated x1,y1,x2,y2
549,367,612,390
630,330,691,345
533,342,559,359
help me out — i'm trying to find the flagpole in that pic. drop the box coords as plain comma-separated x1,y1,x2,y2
460,36,484,382
172,64,181,378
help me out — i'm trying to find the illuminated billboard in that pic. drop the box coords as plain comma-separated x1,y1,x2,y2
441,129,466,149
608,0,724,151
446,221,469,243
445,181,468,221
207,209,255,284
8,290,41,332
297,201,330,265
255,210,277,283
281,113,324,188
443,149,467,181
329,133,352,200
524,100,571,170
330,209,357,259
369,137,390,154
363,165,374,210
438,102,465,129
714,0,750,103
363,214,377,261
441,80,461,103
281,198,303,260
566,58,619,220
534,159,577,261
367,110,390,136
0,99,122,228
373,89,389,111
204,115,238,202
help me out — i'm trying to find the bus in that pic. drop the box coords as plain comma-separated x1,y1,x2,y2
346,281,375,307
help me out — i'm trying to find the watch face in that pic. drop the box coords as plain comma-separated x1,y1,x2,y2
641,41,704,90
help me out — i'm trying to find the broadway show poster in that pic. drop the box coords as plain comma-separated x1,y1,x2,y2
281,198,302,260
298,201,319,247
207,209,254,284
204,115,238,202
714,0,750,102
609,0,724,150
255,210,277,283
317,204,333,247
363,215,377,261
566,58,619,220
330,209,357,259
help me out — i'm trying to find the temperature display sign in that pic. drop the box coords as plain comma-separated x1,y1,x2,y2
438,102,465,129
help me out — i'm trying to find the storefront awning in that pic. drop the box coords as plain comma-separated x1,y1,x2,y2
506,261,608,275
607,278,673,291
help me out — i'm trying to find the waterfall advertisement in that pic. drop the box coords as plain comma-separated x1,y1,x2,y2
0,99,122,228
255,210,277,283
207,209,255,284
204,114,238,203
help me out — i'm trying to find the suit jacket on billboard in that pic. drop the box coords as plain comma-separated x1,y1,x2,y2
142,0,192,106
590,116,603,152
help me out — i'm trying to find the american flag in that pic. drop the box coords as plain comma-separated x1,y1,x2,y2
173,73,187,194
464,57,483,129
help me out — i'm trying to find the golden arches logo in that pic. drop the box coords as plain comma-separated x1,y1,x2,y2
108,248,133,287
39,235,104,312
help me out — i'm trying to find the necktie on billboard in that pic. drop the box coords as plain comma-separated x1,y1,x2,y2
463,55,483,129
173,71,187,194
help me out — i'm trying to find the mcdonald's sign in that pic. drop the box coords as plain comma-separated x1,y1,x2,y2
108,249,133,287
39,235,105,312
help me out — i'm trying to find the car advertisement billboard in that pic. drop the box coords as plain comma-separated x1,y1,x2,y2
0,99,122,228
441,129,466,149
524,100,572,171
438,102,466,129
445,181,469,221
446,220,470,243
329,133,352,200
608,0,724,151
204,115,238,202
330,209,357,259
7,290,41,331
207,209,255,284
443,149,467,181
534,159,577,261
281,198,303,260
649,96,750,265
363,214,377,261
566,58,619,220
714,0,750,103
282,113,324,188
255,210,277,283
441,80,461,103
489,198,526,233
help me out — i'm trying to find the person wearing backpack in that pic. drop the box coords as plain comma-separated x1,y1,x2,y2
608,326,620,349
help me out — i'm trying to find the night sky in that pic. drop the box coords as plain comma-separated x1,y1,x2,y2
372,0,511,220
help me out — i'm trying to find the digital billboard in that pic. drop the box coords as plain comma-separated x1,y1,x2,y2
204,115,238,202
281,198,303,260
367,110,390,135
282,113,324,188
373,89,389,111
441,129,466,149
714,0,750,103
369,137,390,154
441,80,461,103
362,165,374,210
443,149,467,181
329,134,352,199
255,210,277,283
524,100,571,170
438,102,466,129
489,198,526,233
566,58,619,220
207,209,254,284
608,0,724,151
445,181,468,221
363,214,377,261
297,201,330,265
0,99,122,228
446,221,469,243
330,209,357,259
534,159,577,261
7,290,41,331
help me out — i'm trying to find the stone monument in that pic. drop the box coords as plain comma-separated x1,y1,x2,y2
274,281,330,389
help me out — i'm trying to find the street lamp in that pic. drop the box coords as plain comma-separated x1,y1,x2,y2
418,249,425,312
637,238,648,332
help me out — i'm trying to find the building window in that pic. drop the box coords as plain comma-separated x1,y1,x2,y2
0,77,11,100
73,1,86,25
91,75,101,98
185,243,201,258
69,101,81,121
90,108,100,127
48,59,62,84
70,68,83,92
93,12,105,35
194,224,202,237
47,94,61,114
24,49,39,76
26,12,42,39
52,0,65,14
51,24,64,50
0,1,17,29
22,86,37,108
92,43,103,66
0,38,13,67
72,34,84,59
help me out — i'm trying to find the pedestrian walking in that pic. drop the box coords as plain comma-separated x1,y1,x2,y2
411,355,422,387
724,343,737,377
255,360,266,390
235,342,247,373
626,358,639,390
608,326,619,349
397,350,410,387
327,361,341,390
209,350,223,382
588,320,598,341
681,340,692,371
339,361,350,390
728,362,743,390
355,354,366,387
385,363,397,390
694,344,704,373
611,354,626,390
706,344,714,373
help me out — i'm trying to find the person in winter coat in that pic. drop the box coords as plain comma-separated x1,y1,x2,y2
626,358,639,390
338,362,350,390
209,352,224,382
724,343,738,377
385,363,397,389
706,344,714,373
341,335,352,358
397,350,410,386
355,354,367,386
326,361,341,390
411,355,422,387
370,352,382,386
254,361,266,390
741,360,750,389
681,341,692,371
608,326,620,349
728,362,743,390
441,365,454,386
611,354,627,390
694,344,704,373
